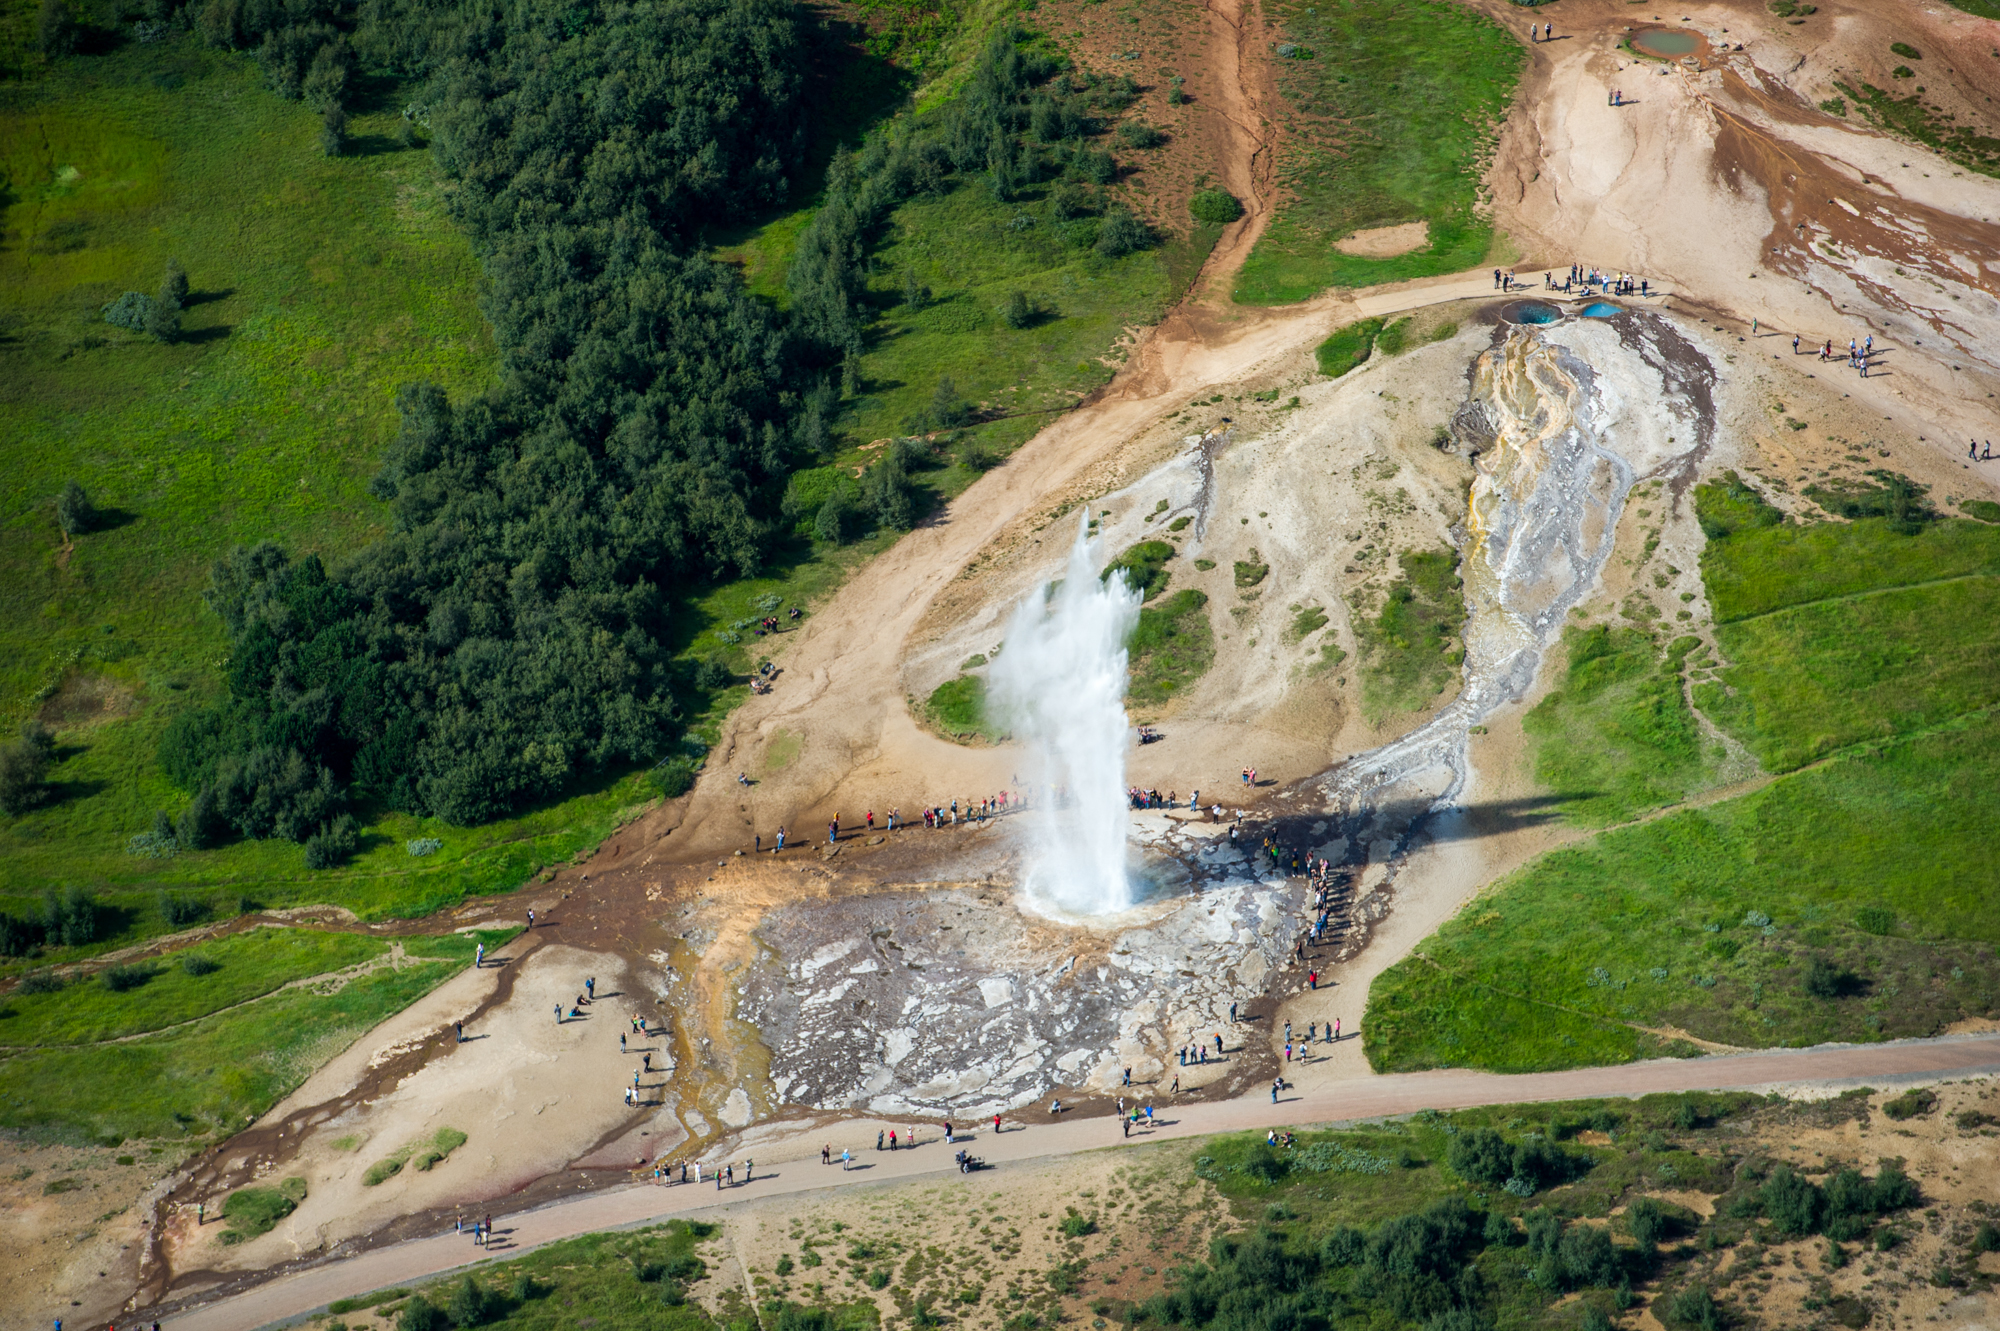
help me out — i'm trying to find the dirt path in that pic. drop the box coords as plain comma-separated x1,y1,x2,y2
159,1032,2000,1331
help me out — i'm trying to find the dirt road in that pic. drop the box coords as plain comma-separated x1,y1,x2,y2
160,1032,2000,1330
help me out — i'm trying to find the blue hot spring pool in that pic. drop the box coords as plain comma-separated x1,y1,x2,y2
1580,301,1625,318
1504,300,1562,325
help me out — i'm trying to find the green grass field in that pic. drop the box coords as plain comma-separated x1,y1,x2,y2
1522,627,1725,825
1367,512,2000,1074
726,177,1219,470
0,925,508,1140
1236,0,1523,303
330,1221,723,1331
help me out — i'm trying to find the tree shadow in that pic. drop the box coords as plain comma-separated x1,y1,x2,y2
178,325,233,345
86,506,140,534
339,134,410,159
183,287,235,309
40,777,109,808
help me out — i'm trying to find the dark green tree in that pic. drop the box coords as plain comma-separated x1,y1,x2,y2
1095,207,1151,258
0,723,57,814
320,103,347,156
37,0,79,56
56,480,96,536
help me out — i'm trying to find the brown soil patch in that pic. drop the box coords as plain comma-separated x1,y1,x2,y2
1038,0,1280,296
37,672,142,731
1336,222,1431,258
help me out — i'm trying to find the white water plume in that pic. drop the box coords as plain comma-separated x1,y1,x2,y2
988,514,1143,916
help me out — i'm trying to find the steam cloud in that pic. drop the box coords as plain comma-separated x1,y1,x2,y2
988,514,1143,915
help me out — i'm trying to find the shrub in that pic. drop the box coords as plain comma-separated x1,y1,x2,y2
1322,1225,1368,1264
176,787,227,850
182,954,221,976
321,103,347,157
41,886,98,948
1854,906,1896,935
158,891,208,928
56,480,98,536
0,722,56,814
1693,470,1784,540
406,837,443,857
303,813,359,869
1556,1223,1619,1288
103,291,157,333
0,912,42,957
1095,207,1151,258
397,1296,447,1331
37,0,80,55
1666,1283,1722,1331
1000,290,1035,329
18,970,66,995
1762,1165,1824,1235
1626,1196,1667,1253
1050,182,1099,219
1060,1208,1098,1237
651,757,697,799
444,1274,489,1327
1189,190,1244,224
1882,1089,1937,1120
1803,954,1846,998
101,964,156,993
1889,41,1919,58
1117,121,1165,148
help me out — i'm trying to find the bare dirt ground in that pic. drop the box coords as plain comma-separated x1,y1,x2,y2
41,4,2000,1325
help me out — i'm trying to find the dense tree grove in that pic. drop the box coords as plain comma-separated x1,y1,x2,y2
155,0,830,845
787,27,1152,371
137,0,1158,856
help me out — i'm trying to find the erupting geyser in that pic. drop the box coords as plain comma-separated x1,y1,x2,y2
988,514,1143,916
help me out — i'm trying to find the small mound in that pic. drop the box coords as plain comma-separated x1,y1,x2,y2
1334,222,1430,257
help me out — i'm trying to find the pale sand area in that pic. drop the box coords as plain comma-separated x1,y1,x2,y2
1336,221,1431,257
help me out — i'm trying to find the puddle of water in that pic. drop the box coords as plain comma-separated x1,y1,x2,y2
1504,300,1562,326
1581,302,1625,318
1632,28,1700,56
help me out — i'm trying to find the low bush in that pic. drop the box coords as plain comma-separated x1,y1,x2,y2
221,1178,306,1242
1315,318,1383,377
651,758,698,800
158,892,208,928
1189,190,1244,224
100,964,156,993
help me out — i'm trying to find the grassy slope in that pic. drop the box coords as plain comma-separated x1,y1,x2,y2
0,32,870,958
0,928,505,1140
1522,627,1724,826
0,37,670,939
1237,0,1523,303
1367,517,2000,1074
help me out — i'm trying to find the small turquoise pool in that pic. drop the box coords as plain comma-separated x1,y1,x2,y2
1505,300,1562,325
1581,301,1624,318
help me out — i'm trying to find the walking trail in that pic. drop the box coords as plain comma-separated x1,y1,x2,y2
168,1032,2000,1331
